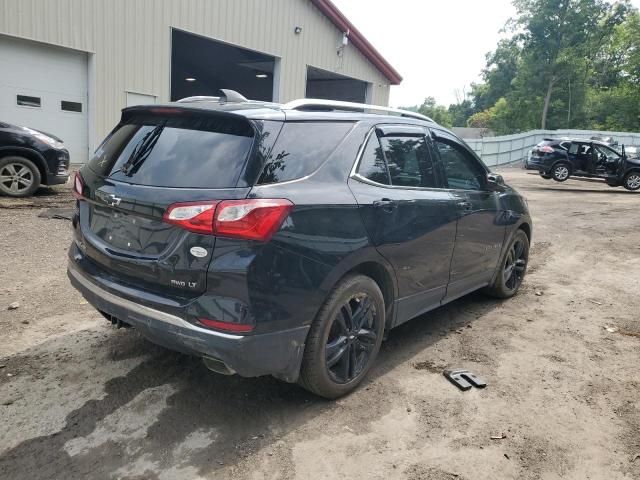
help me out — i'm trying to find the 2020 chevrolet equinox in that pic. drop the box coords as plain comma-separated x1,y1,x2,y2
68,91,532,398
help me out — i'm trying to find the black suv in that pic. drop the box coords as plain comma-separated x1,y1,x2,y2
530,138,640,190
0,121,70,197
68,92,532,398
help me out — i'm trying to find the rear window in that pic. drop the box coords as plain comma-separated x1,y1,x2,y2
88,113,255,188
257,122,353,184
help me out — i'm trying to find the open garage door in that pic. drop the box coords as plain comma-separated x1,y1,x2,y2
0,35,88,163
171,29,276,102
306,66,370,103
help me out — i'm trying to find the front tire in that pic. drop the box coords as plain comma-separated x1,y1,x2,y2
551,163,571,182
0,156,41,197
484,230,529,299
623,172,640,191
299,274,385,399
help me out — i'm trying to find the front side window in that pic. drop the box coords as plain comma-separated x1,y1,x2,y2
594,145,620,162
380,136,438,188
433,138,485,190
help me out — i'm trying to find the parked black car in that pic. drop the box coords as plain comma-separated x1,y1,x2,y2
67,92,532,398
529,138,640,190
0,121,70,197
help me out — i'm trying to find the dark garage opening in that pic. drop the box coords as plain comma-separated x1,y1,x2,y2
171,29,276,102
305,66,369,103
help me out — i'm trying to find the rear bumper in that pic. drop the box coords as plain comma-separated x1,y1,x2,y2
527,158,546,170
67,263,309,382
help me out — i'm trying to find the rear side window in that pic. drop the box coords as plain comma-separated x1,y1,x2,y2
257,122,353,184
380,136,437,188
88,114,254,188
358,135,390,185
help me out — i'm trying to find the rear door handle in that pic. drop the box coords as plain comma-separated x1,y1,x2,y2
457,200,472,211
373,198,397,212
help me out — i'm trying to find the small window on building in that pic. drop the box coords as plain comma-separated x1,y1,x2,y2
17,95,41,108
61,101,82,113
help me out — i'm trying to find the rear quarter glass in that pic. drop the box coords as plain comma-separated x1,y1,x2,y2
257,121,354,184
87,113,257,188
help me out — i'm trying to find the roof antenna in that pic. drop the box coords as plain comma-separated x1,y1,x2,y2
219,89,248,104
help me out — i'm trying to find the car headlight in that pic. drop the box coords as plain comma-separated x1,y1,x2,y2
24,128,65,150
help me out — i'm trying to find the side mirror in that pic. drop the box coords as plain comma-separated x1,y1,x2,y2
486,172,505,191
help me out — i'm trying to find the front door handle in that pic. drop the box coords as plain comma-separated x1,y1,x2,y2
457,200,472,211
373,198,397,213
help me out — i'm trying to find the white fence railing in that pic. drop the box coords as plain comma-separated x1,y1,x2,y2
462,129,640,167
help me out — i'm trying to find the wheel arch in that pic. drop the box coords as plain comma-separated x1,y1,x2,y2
518,221,532,243
551,158,572,173
0,147,48,184
317,251,398,329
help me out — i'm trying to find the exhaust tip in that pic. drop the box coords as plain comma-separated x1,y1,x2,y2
202,356,235,376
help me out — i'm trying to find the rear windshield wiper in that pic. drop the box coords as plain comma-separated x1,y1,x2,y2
112,123,165,177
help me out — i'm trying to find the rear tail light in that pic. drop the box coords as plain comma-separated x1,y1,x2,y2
73,172,84,198
539,145,555,153
163,198,293,241
198,318,254,333
163,201,219,235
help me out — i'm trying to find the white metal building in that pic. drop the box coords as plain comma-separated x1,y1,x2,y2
0,0,402,163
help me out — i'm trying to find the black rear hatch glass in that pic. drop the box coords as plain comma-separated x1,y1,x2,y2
89,112,255,188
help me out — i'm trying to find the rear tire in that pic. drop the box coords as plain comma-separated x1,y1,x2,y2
484,230,529,299
623,172,640,191
551,162,571,182
299,274,385,399
0,156,41,197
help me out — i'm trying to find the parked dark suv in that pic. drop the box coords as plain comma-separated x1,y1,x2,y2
0,121,70,197
68,91,532,398
529,138,640,190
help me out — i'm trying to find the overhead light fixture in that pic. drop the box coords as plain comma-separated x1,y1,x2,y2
256,73,268,79
185,77,196,82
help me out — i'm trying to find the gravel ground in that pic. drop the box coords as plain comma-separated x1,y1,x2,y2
0,167,639,480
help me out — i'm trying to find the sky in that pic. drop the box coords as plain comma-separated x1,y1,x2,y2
332,0,640,108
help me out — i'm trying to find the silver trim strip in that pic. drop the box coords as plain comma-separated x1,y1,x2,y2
68,265,244,340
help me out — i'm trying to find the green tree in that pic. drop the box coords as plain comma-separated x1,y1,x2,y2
416,97,453,127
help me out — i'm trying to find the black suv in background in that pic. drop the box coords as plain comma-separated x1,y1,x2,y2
68,92,532,398
529,138,640,190
0,121,70,197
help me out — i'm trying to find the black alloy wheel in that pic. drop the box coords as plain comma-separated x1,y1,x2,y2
299,274,385,399
503,237,528,292
325,293,378,384
484,229,529,299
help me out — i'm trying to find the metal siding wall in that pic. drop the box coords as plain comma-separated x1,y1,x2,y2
0,0,391,152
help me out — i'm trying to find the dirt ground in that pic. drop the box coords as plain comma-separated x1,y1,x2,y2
0,166,638,480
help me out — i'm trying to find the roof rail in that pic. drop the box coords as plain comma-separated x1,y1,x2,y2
283,99,434,122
